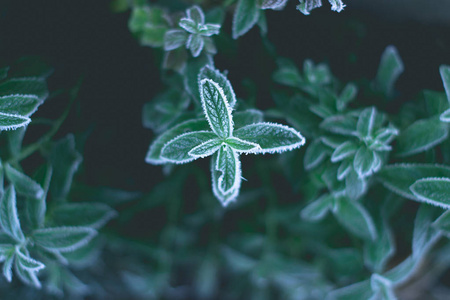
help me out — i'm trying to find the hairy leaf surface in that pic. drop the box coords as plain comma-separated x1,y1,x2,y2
200,79,233,138
161,131,217,163
410,177,450,209
32,227,97,253
0,186,25,242
378,164,450,201
232,0,260,39
396,116,448,157
233,122,305,154
146,118,209,164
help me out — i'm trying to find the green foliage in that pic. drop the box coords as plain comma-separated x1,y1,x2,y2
147,66,305,205
2,1,450,299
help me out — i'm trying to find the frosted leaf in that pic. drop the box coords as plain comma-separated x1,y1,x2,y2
199,79,233,138
232,0,260,39
32,226,97,253
211,153,239,206
161,130,217,164
199,66,237,108
233,122,305,154
225,137,261,153
331,141,358,163
260,0,288,10
0,186,25,242
328,0,346,12
216,145,241,195
410,177,450,209
189,138,222,158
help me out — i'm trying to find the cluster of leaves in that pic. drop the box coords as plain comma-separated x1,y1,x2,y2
0,59,117,297
146,65,305,206
127,1,450,299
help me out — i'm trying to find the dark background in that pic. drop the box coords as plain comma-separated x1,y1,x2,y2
1,0,449,193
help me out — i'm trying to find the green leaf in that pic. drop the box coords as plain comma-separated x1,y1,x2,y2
353,146,377,178
187,34,204,57
199,66,237,108
6,126,26,156
378,164,450,201
0,113,30,131
364,220,395,273
440,108,450,122
333,197,377,241
216,145,241,196
300,194,332,221
320,115,357,136
51,203,117,229
337,83,358,111
337,159,352,180
412,204,441,261
357,107,377,138
146,118,209,164
200,79,233,138
440,65,450,101
273,60,303,88
304,139,330,170
225,137,261,153
331,141,358,163
49,134,83,200
424,90,449,116
189,138,222,158
0,95,40,116
328,0,346,12
233,122,305,154
164,29,188,51
345,170,367,200
396,116,448,157
373,45,404,97
4,164,44,199
0,78,48,103
0,186,25,242
179,18,197,34
32,227,97,253
410,177,450,209
140,25,167,47
14,258,41,288
15,247,45,272
2,251,14,282
163,47,188,73
161,131,217,163
261,0,288,10
198,24,221,36
187,5,205,24
296,0,322,15
142,89,190,133
26,164,52,229
232,0,260,39
211,153,239,206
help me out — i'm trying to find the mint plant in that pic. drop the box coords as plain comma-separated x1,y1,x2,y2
147,66,305,205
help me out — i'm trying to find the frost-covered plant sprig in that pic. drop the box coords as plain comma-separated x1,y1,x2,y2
164,6,221,57
297,0,346,15
146,66,305,206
